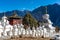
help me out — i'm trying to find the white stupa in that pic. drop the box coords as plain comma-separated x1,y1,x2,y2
1,15,13,37
1,15,7,26
42,7,55,37
43,14,55,31
0,22,4,37
13,25,18,36
32,26,36,37
42,6,55,30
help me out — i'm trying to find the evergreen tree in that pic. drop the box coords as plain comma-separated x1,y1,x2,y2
23,12,38,27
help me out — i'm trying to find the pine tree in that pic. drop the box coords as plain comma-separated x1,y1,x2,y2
23,12,38,27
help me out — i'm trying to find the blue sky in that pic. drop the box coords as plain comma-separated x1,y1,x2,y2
0,0,60,12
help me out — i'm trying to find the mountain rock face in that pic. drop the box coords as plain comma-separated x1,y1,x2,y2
0,3,60,27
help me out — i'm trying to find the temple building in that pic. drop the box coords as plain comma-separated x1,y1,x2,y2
8,12,22,25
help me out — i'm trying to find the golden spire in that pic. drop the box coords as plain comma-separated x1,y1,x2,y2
9,11,21,18
13,11,18,17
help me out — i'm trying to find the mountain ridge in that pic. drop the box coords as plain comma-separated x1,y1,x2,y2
0,3,60,27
